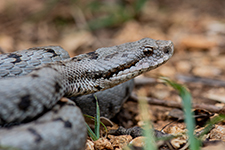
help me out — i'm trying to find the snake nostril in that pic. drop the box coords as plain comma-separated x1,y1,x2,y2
163,46,170,54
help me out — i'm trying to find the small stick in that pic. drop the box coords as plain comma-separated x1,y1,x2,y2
176,74,225,87
131,92,225,114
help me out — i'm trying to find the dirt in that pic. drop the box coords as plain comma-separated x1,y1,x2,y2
1,0,225,149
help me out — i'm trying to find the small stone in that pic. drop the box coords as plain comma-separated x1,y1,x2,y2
192,66,221,77
164,124,186,135
129,136,146,147
180,35,217,50
205,88,225,103
94,138,113,150
108,135,132,149
209,125,225,141
170,138,187,149
85,139,94,150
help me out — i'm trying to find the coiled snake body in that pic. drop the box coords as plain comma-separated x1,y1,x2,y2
0,38,174,150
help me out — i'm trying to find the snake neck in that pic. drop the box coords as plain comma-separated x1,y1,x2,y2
51,62,110,97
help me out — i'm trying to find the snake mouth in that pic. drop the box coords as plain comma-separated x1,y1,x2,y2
104,60,139,80
87,59,139,80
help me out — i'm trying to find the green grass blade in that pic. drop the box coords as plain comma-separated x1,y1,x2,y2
94,95,100,139
161,77,200,150
138,90,157,150
83,114,108,133
123,145,134,150
197,114,225,139
134,0,148,12
86,122,98,141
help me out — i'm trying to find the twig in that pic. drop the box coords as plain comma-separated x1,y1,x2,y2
130,92,225,114
176,74,225,87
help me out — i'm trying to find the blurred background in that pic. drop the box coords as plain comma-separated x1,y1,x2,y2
1,0,225,55
2,0,225,141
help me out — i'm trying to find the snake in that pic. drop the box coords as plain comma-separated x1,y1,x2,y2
0,38,174,150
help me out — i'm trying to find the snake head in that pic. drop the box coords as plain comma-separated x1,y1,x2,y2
136,38,174,70
103,38,174,82
66,38,174,96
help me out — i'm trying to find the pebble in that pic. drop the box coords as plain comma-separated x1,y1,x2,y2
94,138,113,150
108,135,132,149
192,66,221,77
209,125,225,141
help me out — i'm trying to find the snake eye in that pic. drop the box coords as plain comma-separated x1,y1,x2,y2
143,46,153,56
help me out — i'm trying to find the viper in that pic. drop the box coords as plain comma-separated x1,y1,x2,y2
0,38,174,150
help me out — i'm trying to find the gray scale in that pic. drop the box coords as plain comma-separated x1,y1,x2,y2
0,46,70,78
